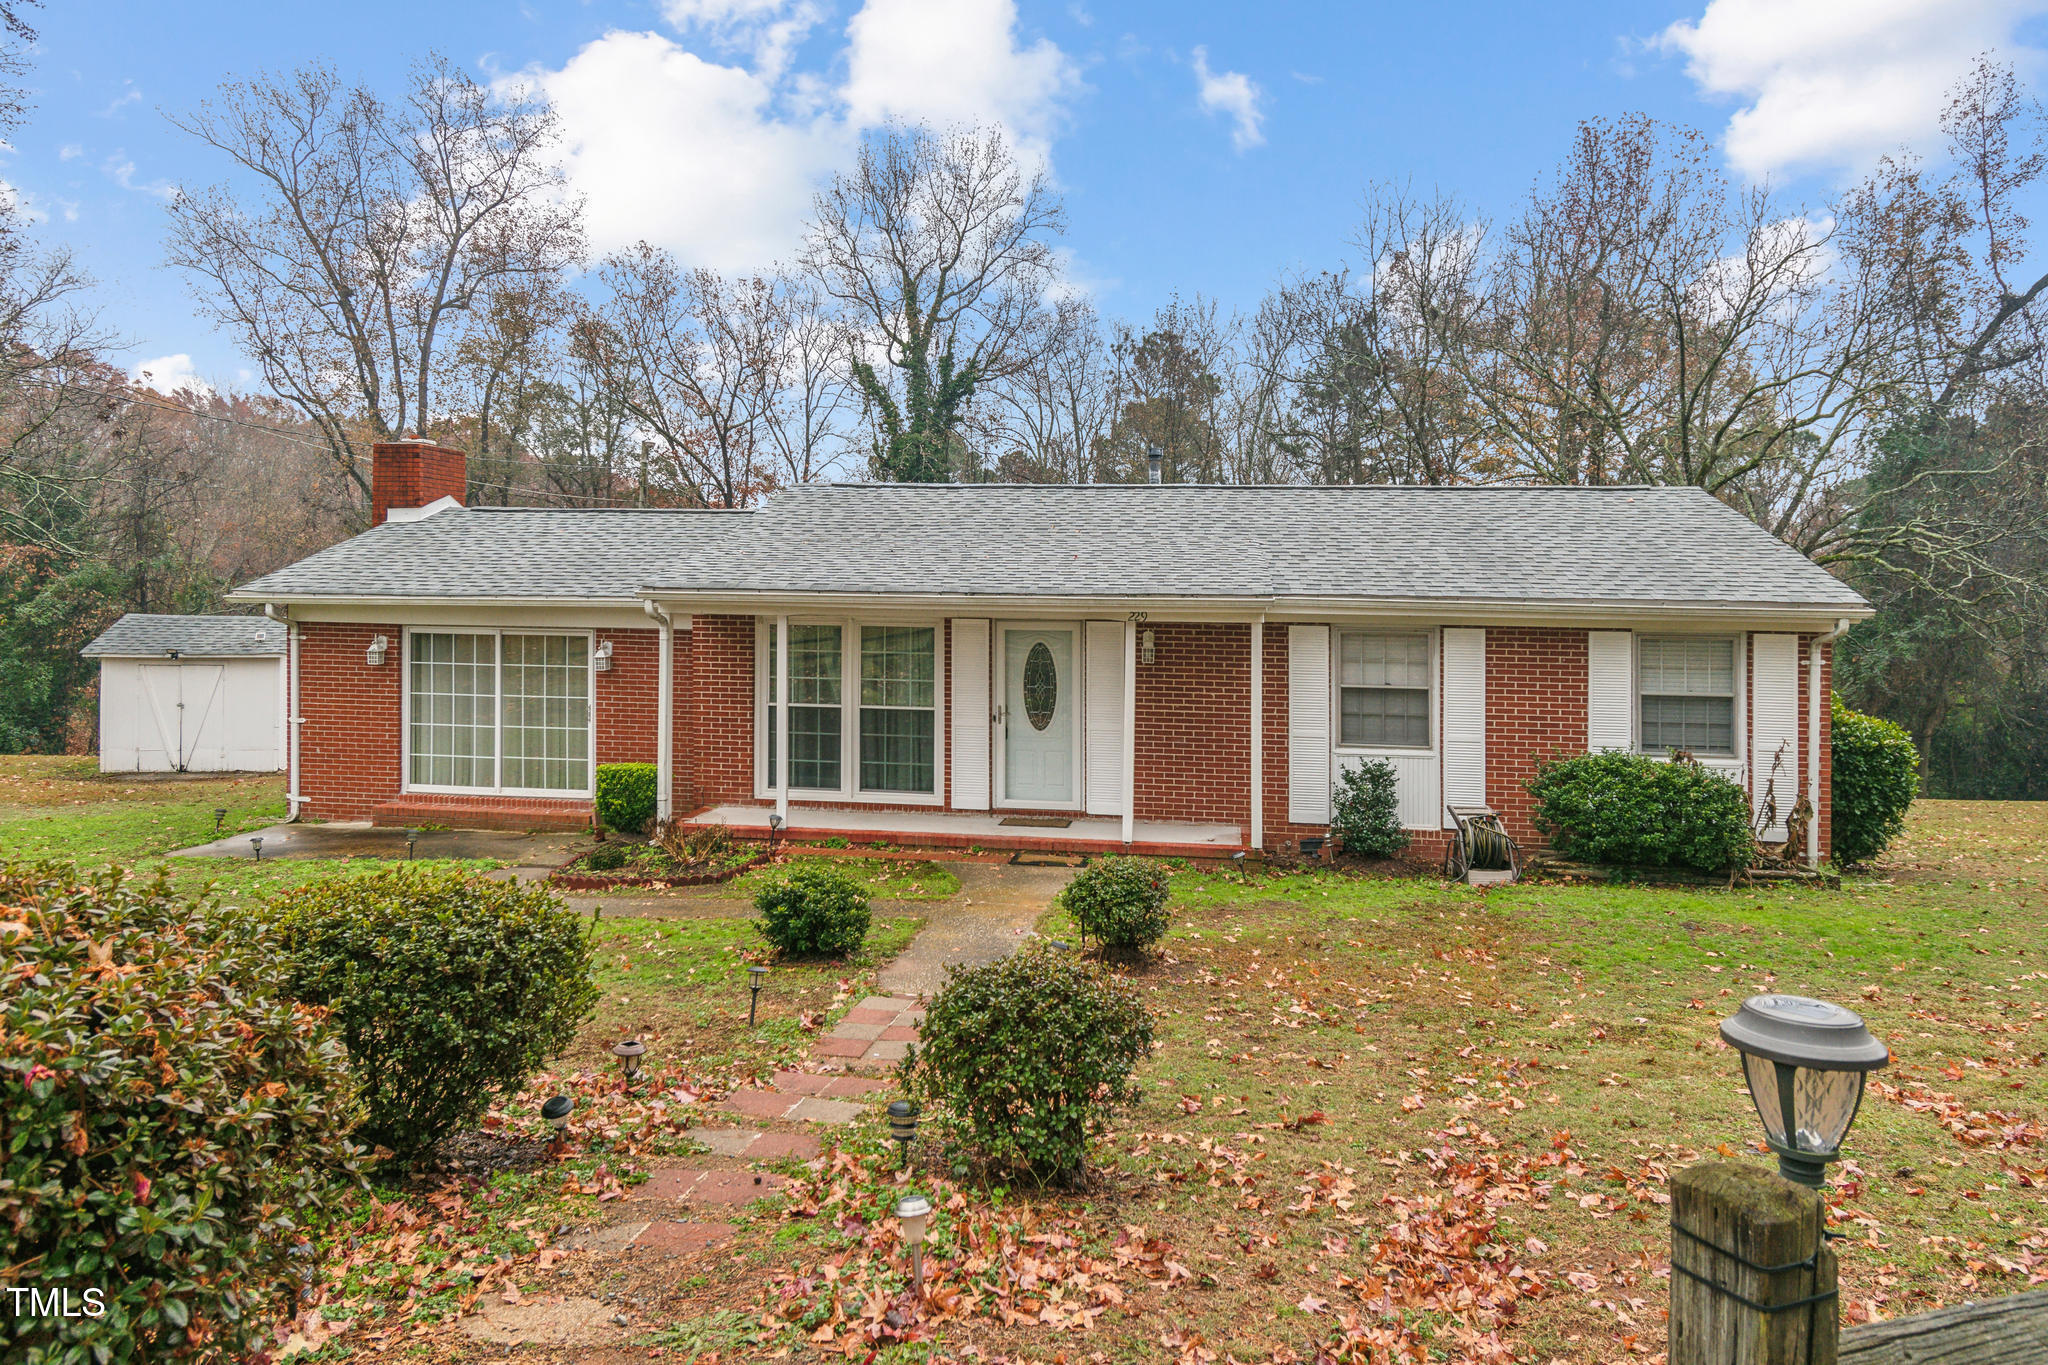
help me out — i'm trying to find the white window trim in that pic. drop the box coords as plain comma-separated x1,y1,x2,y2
1331,626,1439,758
752,616,948,807
400,626,598,799
1632,632,1747,770
992,619,1087,812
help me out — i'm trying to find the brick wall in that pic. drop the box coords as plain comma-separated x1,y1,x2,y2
297,621,404,820
1805,635,1833,860
594,628,660,766
687,615,757,805
1483,627,1590,848
1134,622,1251,824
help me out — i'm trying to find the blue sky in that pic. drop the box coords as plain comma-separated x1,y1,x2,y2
9,0,2047,392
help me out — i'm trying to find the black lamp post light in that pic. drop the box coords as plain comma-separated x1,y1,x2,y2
405,828,420,860
748,964,767,1027
611,1037,646,1082
1720,994,1890,1189
213,807,227,837
542,1094,575,1155
249,835,264,861
887,1100,919,1167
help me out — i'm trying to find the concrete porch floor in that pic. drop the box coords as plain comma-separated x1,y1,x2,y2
684,803,1244,856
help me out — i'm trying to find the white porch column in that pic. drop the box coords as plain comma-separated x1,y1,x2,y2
1122,618,1137,846
1250,618,1264,851
654,608,674,823
775,614,790,824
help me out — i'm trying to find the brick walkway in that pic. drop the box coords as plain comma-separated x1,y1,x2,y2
810,995,923,1068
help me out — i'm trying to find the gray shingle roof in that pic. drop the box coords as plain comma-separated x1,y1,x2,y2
83,614,287,658
643,484,1869,611
230,508,751,602
228,485,1868,614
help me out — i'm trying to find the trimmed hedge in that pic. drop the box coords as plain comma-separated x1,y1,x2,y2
1058,855,1170,956
1528,751,1754,873
1,863,357,1364
1831,694,1919,866
1332,757,1410,859
271,868,597,1157
595,762,658,834
755,864,872,958
902,943,1152,1183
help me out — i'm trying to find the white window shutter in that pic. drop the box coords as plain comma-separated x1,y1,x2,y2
1084,621,1125,815
1288,625,1331,825
950,619,991,810
1587,631,1634,752
1441,627,1486,822
1750,633,1799,838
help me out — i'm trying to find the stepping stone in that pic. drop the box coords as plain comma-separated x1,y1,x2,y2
842,1006,896,1025
743,1131,822,1160
862,1040,912,1064
879,1025,919,1042
819,1075,888,1098
723,1090,797,1120
559,1221,647,1254
830,1020,886,1041
634,1167,785,1204
693,1128,762,1157
812,1037,869,1059
632,1220,736,1255
787,1097,864,1123
460,1295,614,1347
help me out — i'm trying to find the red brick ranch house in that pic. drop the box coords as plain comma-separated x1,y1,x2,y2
229,440,1871,863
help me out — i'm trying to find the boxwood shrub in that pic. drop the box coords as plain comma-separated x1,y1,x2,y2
1,863,357,1364
595,762,658,834
1058,855,1170,956
1831,694,1920,866
1528,750,1754,873
271,868,597,1158
755,863,872,958
902,943,1152,1183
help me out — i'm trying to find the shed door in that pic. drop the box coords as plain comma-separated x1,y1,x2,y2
138,664,225,772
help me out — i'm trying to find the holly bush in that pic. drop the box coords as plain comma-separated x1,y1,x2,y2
1528,750,1755,873
1831,694,1920,866
902,943,1152,1184
271,868,597,1158
755,863,872,958
0,863,357,1365
1057,855,1171,956
1332,757,1410,859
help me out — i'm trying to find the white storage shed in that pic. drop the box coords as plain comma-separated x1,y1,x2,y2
83,614,287,773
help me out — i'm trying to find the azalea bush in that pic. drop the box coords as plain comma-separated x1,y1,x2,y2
271,867,597,1158
1332,757,1409,859
902,943,1152,1183
1831,694,1920,866
1057,855,1170,956
1528,750,1754,873
0,863,357,1365
755,863,872,958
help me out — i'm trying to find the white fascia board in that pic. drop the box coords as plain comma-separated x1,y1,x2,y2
250,599,670,631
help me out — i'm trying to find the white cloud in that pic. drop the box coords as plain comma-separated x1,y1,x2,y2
0,179,48,224
58,142,82,160
132,354,212,396
1191,46,1264,151
103,152,178,200
1657,0,2048,177
519,0,1081,269
96,83,142,119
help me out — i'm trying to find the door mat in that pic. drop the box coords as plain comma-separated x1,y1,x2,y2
998,817,1073,828
1010,851,1087,867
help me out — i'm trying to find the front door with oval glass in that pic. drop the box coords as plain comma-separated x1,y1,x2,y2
1000,626,1076,806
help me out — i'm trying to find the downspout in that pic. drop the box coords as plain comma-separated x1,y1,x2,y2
1121,617,1137,847
644,600,675,825
1250,616,1264,853
265,603,304,823
775,615,791,827
1807,618,1852,867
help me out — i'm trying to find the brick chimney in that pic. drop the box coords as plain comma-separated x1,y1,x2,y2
370,436,467,526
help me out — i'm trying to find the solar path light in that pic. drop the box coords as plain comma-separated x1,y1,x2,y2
249,835,264,861
1719,994,1889,1190
887,1100,919,1167
896,1193,932,1298
748,964,767,1027
611,1038,646,1081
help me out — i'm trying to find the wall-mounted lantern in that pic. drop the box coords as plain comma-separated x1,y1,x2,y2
1720,994,1890,1189
1140,630,1156,665
594,639,614,672
365,634,390,667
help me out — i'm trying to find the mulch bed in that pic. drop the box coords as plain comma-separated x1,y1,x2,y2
547,851,766,891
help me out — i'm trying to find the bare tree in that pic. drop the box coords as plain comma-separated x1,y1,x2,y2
802,124,1066,482
165,56,584,512
990,302,1117,482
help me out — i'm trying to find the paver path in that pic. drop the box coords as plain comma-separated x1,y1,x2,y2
813,995,923,1069
873,860,1073,996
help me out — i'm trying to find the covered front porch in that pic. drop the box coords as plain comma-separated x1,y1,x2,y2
683,803,1246,859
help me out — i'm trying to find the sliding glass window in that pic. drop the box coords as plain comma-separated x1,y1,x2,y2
407,631,591,794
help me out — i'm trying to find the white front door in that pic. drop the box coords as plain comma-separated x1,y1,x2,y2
1000,626,1077,806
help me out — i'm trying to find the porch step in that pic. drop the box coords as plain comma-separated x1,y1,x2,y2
370,794,593,833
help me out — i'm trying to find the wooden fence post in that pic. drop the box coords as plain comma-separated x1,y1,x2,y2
1671,1162,1838,1365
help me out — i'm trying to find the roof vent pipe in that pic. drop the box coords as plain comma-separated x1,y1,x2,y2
1146,445,1162,485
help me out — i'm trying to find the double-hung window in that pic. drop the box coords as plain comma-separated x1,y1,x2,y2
1638,637,1735,756
761,621,939,798
1337,631,1432,748
407,631,591,793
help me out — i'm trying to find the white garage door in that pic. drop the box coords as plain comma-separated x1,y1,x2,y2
100,657,283,772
